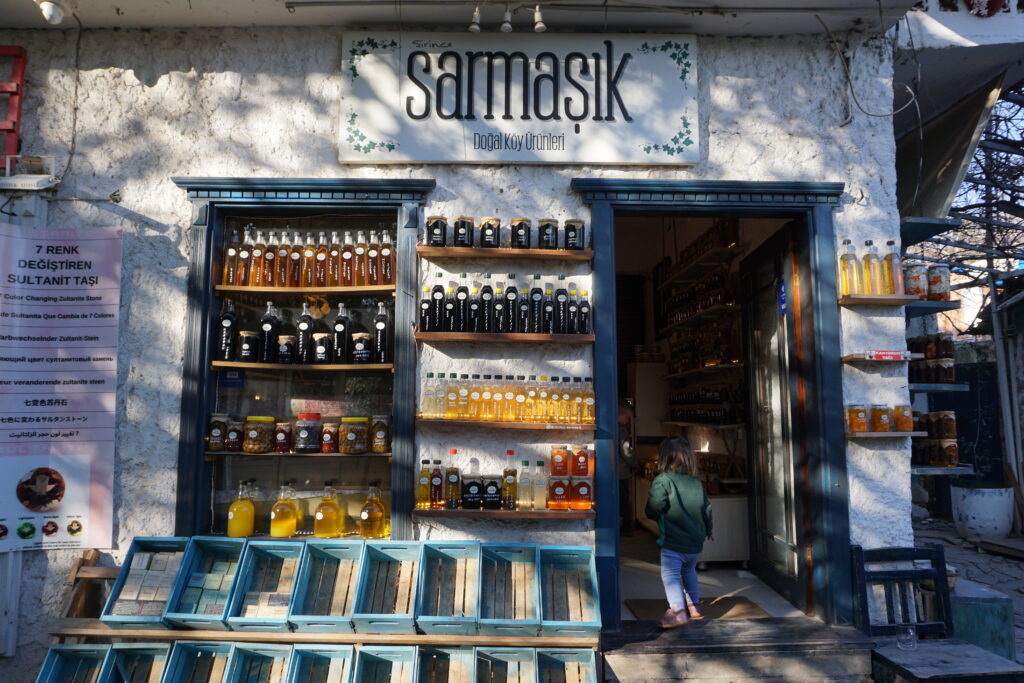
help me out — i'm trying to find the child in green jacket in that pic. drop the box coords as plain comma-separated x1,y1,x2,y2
645,436,713,628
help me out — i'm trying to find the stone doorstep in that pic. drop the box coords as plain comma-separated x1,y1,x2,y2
603,650,873,682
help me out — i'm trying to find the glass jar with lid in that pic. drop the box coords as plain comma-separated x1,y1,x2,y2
371,415,391,453
869,405,892,432
339,417,370,454
847,405,868,433
207,413,229,451
274,422,293,453
294,413,323,453
937,411,957,439
242,416,275,453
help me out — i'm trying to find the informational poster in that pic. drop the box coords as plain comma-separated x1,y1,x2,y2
0,223,121,551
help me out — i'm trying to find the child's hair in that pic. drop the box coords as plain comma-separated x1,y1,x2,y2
657,437,699,477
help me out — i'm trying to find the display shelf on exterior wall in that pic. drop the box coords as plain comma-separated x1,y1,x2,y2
203,451,392,462
911,464,975,476
662,363,744,381
663,421,744,430
659,303,738,336
412,509,594,520
211,361,393,372
909,383,970,393
657,245,738,290
841,353,923,363
901,216,961,249
838,294,920,306
905,300,961,319
846,431,928,438
415,331,594,344
416,246,593,262
214,284,395,296
417,419,596,431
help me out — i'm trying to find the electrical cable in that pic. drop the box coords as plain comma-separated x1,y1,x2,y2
0,195,15,217
57,13,83,183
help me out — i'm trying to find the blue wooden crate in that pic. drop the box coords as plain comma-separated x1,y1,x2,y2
472,647,537,683
98,643,170,682
351,542,423,634
415,542,481,635
415,646,474,683
223,643,291,682
285,645,354,683
161,642,233,683
535,648,598,683
353,646,417,683
100,537,189,629
163,536,246,630
478,544,540,637
538,546,601,636
226,540,303,633
36,645,110,683
288,540,364,633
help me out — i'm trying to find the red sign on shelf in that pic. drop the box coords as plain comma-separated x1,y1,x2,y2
869,351,906,361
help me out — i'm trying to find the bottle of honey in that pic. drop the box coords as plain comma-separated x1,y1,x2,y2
570,478,593,511
380,231,395,285
550,445,569,477
287,233,303,288
882,240,904,295
430,459,444,509
548,477,570,510
501,450,518,510
275,230,291,287
340,232,355,287
838,238,862,297
248,230,266,287
313,481,343,538
314,231,329,287
578,290,591,334
261,231,278,286
517,460,533,510
445,450,461,509
354,231,369,286
300,233,317,287
227,480,255,537
367,230,381,286
269,483,297,538
416,459,431,509
222,228,241,285
326,231,341,287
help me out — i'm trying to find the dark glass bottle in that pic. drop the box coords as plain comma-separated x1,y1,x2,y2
218,299,237,361
538,219,558,249
296,302,315,364
419,286,432,331
579,289,592,334
332,302,351,363
511,219,531,249
453,216,474,247
258,300,278,363
462,458,483,510
528,274,544,334
567,288,580,335
503,274,518,333
443,285,457,332
516,280,530,334
430,273,445,332
480,274,495,333
479,217,500,248
482,475,502,510
542,282,555,334
373,302,390,363
426,216,447,247
564,219,586,250
455,274,470,332
468,285,482,333
492,277,507,335
553,275,569,334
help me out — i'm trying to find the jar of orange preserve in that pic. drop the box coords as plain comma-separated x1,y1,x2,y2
870,405,892,432
847,404,868,432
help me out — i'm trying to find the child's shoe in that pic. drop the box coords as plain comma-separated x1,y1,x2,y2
658,608,689,629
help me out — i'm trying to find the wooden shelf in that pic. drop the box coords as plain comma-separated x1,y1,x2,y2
660,303,739,336
663,421,744,430
842,353,924,363
417,419,596,431
909,383,970,393
204,451,391,462
906,300,961,319
846,431,927,438
214,284,395,296
658,245,738,291
211,361,393,372
413,509,594,520
839,294,920,306
662,363,744,381
415,331,594,344
912,464,974,476
416,246,593,262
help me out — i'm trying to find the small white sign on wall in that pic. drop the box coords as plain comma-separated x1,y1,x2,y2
339,32,698,165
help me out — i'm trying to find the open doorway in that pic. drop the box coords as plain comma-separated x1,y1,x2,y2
615,214,810,622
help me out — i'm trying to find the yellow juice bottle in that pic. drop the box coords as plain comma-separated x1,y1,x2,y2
226,481,254,538
479,374,495,421
457,373,471,419
416,459,431,509
358,481,387,539
502,375,517,422
514,375,528,422
523,374,538,422
269,484,297,538
862,240,884,295
559,376,573,424
491,375,505,422
548,377,561,423
838,238,863,296
882,239,904,295
536,375,550,422
583,376,595,424
444,372,460,420
468,374,482,420
313,482,343,538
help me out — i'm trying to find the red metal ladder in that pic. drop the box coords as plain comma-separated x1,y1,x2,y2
0,46,27,171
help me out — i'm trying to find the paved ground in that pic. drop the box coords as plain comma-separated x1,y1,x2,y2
915,519,1024,663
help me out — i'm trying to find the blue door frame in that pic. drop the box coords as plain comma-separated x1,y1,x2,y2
571,179,853,629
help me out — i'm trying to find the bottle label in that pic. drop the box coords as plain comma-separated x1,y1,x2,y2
323,433,332,442
335,324,345,332
553,455,564,463
356,248,365,255
369,249,378,258
347,432,357,440
265,252,274,260
270,511,277,520
291,252,301,260
575,397,583,403
482,392,492,400
504,392,514,400
506,475,515,483
360,511,369,520
555,486,565,495
227,248,237,256
470,392,480,400
516,394,525,403
304,250,314,257
317,253,326,261
279,250,289,257
431,477,442,486
382,248,392,256
569,305,578,312
316,511,324,520
299,429,309,438
248,430,258,438
221,320,232,328
241,343,250,350
539,392,548,399
448,392,457,400
433,292,443,300
228,511,234,519
470,303,479,311
316,345,326,354
494,303,503,310
459,389,468,397
211,428,222,437
544,305,554,313
557,294,567,302
469,484,480,493
563,393,571,400
506,292,516,300
279,345,288,353
240,251,250,259
420,476,429,485
376,322,386,330
355,341,366,350
578,486,589,496
276,433,286,441
457,292,467,300
532,293,542,301
448,474,459,483
331,250,339,257
299,322,309,331
483,293,492,300
445,302,454,310
342,252,352,259
585,398,595,405
486,484,498,493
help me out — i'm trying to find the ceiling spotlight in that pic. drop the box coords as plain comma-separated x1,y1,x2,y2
33,0,70,24
533,5,546,32
468,5,481,32
500,6,513,32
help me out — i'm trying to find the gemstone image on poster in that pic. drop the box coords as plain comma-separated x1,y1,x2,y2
17,522,35,539
67,520,83,537
16,467,66,512
42,521,59,537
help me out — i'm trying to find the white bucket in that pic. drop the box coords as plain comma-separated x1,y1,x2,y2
951,486,1014,540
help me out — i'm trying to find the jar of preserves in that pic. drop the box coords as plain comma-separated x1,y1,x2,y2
548,478,570,510
870,404,891,432
893,405,913,432
934,439,958,467
274,422,293,453
238,331,259,363
321,422,339,453
938,333,955,359
339,417,370,454
550,445,570,475
570,445,590,477
351,333,372,364
937,359,955,384
225,420,245,451
242,416,275,453
847,405,869,432
904,264,928,299
371,415,391,453
927,265,951,301
277,335,296,364
937,411,957,439
294,413,323,453
207,413,229,451
569,477,593,510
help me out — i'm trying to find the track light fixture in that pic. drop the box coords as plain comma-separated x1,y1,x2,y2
33,0,71,24
533,4,546,32
468,5,481,32
500,4,513,32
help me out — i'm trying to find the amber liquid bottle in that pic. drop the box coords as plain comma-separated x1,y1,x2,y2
367,230,381,286
287,233,303,288
380,231,395,285
248,230,266,287
221,229,240,285
275,230,291,287
353,231,369,286
314,231,330,287
261,231,278,286
340,232,355,287
445,449,461,509
501,450,518,510
236,228,253,287
300,233,317,288
327,231,341,287
430,459,444,510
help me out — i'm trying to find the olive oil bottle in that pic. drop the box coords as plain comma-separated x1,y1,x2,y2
492,277,507,334
501,450,518,510
578,290,592,334
430,460,444,509
567,288,580,334
468,285,482,333
542,282,555,334
468,374,482,420
529,275,544,333
372,302,389,363
443,285,457,332
258,301,279,363
416,459,431,509
553,275,569,334
419,286,433,331
445,450,461,509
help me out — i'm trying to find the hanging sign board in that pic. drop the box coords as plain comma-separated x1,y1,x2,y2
0,223,121,551
339,32,698,164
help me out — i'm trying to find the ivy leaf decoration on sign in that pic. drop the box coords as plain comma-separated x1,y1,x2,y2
640,116,694,157
345,111,399,154
638,40,692,82
348,37,400,82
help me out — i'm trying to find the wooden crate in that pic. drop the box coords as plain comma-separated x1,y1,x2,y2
473,647,537,683
288,540,364,634
161,642,233,682
37,644,110,683
284,645,354,683
415,542,481,635
223,644,292,683
100,537,188,629
535,649,598,683
164,537,246,631
351,542,423,634
352,646,417,683
98,643,170,682
478,544,540,637
226,540,303,632
415,647,474,683
538,547,601,636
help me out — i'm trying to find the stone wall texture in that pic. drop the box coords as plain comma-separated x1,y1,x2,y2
0,26,905,674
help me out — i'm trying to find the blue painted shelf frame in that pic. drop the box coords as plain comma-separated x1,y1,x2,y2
538,546,601,636
478,544,541,637
351,541,424,634
415,541,482,635
163,536,246,631
226,539,304,632
36,645,110,683
288,540,365,633
285,645,355,683
100,536,189,629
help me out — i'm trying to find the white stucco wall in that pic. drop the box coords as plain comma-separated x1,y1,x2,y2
0,26,906,674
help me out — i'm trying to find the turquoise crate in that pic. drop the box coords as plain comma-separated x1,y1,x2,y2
351,542,423,634
478,544,540,637
288,540,364,633
36,645,110,683
473,647,537,683
161,642,233,683
100,537,188,629
538,546,601,636
415,542,481,635
226,540,303,632
353,647,417,683
223,644,291,682
163,536,246,630
415,646,474,683
285,645,354,683
536,649,598,683
98,643,170,682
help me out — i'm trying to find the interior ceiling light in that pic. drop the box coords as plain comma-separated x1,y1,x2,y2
500,5,513,32
533,5,546,32
33,0,71,24
468,5,481,32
